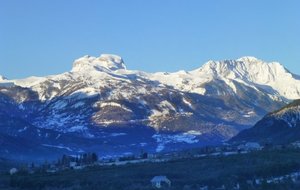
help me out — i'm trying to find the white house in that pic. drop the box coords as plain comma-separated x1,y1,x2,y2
245,142,262,150
46,169,58,173
69,162,77,168
291,141,300,148
73,165,84,170
9,168,18,175
199,186,208,190
237,144,246,151
151,176,171,189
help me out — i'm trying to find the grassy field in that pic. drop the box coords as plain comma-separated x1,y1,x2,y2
2,149,300,190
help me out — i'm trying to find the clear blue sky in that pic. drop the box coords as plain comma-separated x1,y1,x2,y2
0,0,299,78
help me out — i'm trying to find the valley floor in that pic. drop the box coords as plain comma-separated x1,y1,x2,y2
1,148,300,190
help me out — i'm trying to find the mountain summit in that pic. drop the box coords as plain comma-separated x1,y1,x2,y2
71,54,126,72
146,56,300,100
189,57,300,100
200,56,289,84
0,75,7,81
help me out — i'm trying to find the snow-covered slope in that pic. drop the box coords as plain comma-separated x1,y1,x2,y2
269,100,300,129
231,100,300,144
71,54,126,72
0,75,14,87
0,54,299,158
0,75,6,81
4,55,300,101
1,54,297,132
149,56,300,100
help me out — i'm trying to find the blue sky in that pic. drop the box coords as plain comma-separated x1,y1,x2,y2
0,0,299,78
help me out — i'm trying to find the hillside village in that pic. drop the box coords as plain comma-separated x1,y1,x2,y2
4,141,300,189
6,142,264,174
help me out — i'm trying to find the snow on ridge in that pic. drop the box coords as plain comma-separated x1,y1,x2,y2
0,75,7,81
100,102,122,108
69,87,99,99
145,56,300,100
68,125,87,132
184,130,202,135
52,100,68,109
42,144,73,151
4,54,300,101
110,133,127,137
0,82,14,87
182,98,193,109
273,105,300,128
11,76,47,88
18,126,28,133
71,54,126,72
195,57,300,99
237,56,261,62
98,102,132,112
149,100,176,120
159,100,176,112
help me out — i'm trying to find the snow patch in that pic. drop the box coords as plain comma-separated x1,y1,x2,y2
72,101,85,108
110,133,127,137
52,101,68,109
182,98,193,109
42,144,73,151
68,125,87,132
72,54,126,72
184,130,202,135
18,126,28,133
99,102,132,112
152,133,199,152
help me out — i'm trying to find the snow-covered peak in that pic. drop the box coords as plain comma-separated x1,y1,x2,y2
71,54,126,72
0,75,7,81
237,56,261,62
4,54,300,101
0,75,15,87
199,57,289,84
191,57,300,100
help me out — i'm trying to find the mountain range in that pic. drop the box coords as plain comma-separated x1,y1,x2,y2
1,54,299,161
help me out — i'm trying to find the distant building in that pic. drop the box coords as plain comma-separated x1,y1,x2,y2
291,141,300,148
73,165,84,170
237,144,246,151
148,153,157,159
199,186,208,190
233,183,240,190
151,176,171,189
46,169,58,173
245,142,262,150
69,162,77,168
9,168,18,175
216,185,226,190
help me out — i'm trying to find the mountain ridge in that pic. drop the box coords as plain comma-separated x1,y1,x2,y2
2,54,299,100
0,75,7,81
0,54,299,160
231,99,300,144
